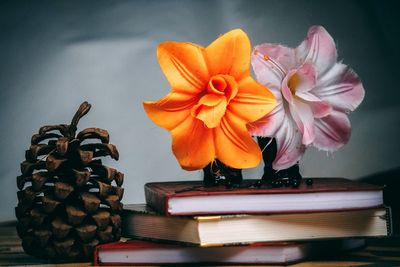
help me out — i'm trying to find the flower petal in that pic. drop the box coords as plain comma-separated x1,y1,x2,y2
313,63,365,112
171,116,215,170
296,26,337,75
228,76,276,123
273,115,306,170
197,93,224,106
313,110,351,151
192,96,227,128
295,91,332,118
307,98,332,118
143,91,198,130
158,42,209,94
281,69,296,104
252,44,295,86
255,44,296,72
289,99,315,145
292,63,316,93
205,29,251,80
214,111,262,169
248,101,284,137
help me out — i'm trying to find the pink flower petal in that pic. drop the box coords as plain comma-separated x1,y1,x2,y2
273,115,306,170
296,26,337,75
289,99,315,145
252,44,295,86
308,99,332,118
254,44,297,71
313,110,351,151
248,79,284,137
248,101,285,137
296,91,332,118
312,63,365,112
296,91,320,102
293,63,316,93
281,69,296,104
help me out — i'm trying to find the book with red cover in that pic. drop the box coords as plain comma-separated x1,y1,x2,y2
145,178,383,216
94,239,366,265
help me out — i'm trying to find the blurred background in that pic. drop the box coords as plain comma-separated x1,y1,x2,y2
1,0,399,221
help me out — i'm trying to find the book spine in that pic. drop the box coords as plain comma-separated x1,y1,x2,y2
93,245,100,266
144,184,169,215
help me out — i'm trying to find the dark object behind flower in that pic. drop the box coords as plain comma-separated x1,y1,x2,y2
203,159,243,187
257,137,302,187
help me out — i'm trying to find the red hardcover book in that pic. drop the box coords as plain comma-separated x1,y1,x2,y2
145,178,383,216
94,239,366,265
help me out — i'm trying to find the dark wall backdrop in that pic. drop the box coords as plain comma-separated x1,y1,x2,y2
1,0,399,221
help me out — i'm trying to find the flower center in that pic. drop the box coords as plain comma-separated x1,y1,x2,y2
208,76,227,95
207,74,238,100
288,73,300,94
281,64,316,104
190,75,239,129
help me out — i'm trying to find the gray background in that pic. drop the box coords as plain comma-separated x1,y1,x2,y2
1,0,399,221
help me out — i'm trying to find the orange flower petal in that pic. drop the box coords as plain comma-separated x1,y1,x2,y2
171,116,215,170
191,95,227,128
197,93,224,106
158,42,209,94
143,91,199,130
229,76,276,122
214,111,262,169
205,29,251,80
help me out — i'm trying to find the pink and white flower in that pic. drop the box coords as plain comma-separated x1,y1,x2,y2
249,26,365,170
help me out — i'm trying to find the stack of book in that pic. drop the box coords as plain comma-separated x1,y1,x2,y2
95,178,391,265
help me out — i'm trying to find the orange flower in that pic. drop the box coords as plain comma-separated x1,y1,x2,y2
144,29,276,170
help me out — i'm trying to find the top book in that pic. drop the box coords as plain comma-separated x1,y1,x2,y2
145,178,383,216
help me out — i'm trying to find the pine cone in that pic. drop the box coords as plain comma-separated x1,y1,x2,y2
15,102,124,261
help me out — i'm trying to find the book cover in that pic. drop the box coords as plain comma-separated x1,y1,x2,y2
145,178,383,215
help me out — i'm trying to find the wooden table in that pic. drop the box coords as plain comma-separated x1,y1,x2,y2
1,221,399,266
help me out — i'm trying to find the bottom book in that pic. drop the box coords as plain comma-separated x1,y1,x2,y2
94,239,365,265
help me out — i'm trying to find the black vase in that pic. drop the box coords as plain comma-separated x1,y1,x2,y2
202,159,243,187
257,137,302,187
202,138,303,188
